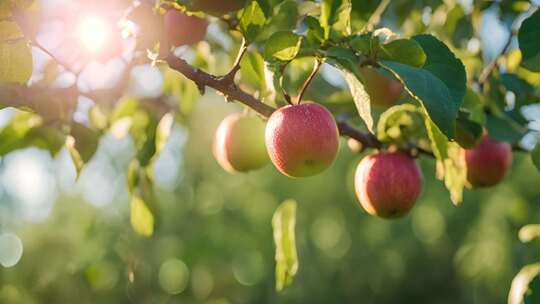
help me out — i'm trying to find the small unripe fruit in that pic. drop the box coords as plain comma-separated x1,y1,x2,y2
465,135,512,188
265,103,339,177
190,0,246,15
355,151,423,219
360,66,404,108
213,113,269,173
164,10,208,47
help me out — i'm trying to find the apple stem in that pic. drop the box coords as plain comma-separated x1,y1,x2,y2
296,58,322,105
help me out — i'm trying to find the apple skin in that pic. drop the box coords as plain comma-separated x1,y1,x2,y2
213,113,269,173
464,135,512,188
190,0,246,15
265,103,339,177
360,66,404,108
355,151,423,219
164,10,208,47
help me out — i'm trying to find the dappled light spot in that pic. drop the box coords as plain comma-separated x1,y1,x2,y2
0,233,23,268
159,259,190,295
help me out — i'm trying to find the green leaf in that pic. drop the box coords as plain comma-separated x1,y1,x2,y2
519,224,540,243
509,263,540,304
163,68,200,115
455,113,483,149
320,0,351,40
272,199,298,292
70,123,99,163
0,110,65,156
239,0,266,42
155,112,175,154
425,118,466,205
342,69,373,132
240,51,267,92
486,115,526,144
518,10,540,72
412,35,467,107
377,104,424,143
382,35,466,139
130,194,154,237
532,143,540,172
379,39,427,67
264,31,302,62
0,39,32,84
382,61,457,138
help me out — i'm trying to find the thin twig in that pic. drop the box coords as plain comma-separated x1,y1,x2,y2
31,39,81,77
364,0,391,31
477,34,513,86
221,38,248,84
296,58,322,104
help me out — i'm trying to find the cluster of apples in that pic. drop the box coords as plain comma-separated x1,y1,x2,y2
212,74,512,219
160,2,513,219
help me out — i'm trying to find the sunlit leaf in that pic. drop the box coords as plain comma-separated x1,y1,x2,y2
426,118,466,205
272,199,298,292
130,195,154,237
342,69,373,132
239,0,266,42
519,224,540,243
509,263,540,304
0,39,32,84
320,0,351,40
379,38,426,67
377,104,424,143
264,31,302,61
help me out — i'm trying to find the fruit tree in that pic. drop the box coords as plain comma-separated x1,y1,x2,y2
1,0,540,302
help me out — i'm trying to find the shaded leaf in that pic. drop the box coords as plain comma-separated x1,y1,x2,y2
532,143,540,172
518,10,540,72
377,104,424,143
272,199,298,292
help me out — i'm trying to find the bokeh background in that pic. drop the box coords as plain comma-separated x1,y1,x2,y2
1,0,540,303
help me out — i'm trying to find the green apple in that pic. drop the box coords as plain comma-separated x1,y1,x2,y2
213,113,269,173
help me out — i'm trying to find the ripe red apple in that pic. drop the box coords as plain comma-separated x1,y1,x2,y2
190,0,246,15
164,10,208,47
355,151,423,218
464,135,512,188
265,103,339,177
360,66,404,108
213,113,269,173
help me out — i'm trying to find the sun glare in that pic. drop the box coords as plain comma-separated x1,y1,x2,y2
78,16,110,52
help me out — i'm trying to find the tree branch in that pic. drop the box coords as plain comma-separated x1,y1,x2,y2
165,53,436,158
165,53,275,117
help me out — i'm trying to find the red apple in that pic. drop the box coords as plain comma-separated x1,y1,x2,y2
265,103,339,177
360,66,404,108
355,151,423,218
213,113,269,173
465,135,512,188
190,0,246,15
164,10,208,47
